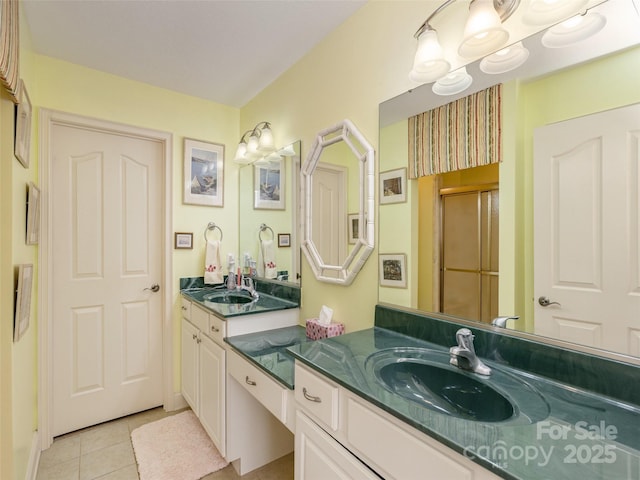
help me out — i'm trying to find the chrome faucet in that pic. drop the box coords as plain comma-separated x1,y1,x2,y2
240,276,259,299
491,316,519,328
449,328,491,376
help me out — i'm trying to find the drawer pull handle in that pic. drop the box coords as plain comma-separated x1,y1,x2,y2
303,387,322,403
181,306,187,311
245,376,257,386
192,334,198,340
211,325,220,333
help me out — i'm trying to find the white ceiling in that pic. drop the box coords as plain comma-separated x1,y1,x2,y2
22,0,366,107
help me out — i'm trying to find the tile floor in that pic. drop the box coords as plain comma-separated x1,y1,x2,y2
36,407,294,480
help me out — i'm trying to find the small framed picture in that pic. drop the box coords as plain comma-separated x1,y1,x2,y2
254,158,285,210
14,264,34,342
183,138,224,207
278,233,291,247
15,79,32,168
26,182,40,245
379,168,407,205
379,254,407,288
347,213,359,244
174,232,193,249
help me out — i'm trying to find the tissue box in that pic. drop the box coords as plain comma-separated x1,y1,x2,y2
305,318,345,340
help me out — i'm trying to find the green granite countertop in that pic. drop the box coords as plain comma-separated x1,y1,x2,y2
181,286,298,318
287,327,640,480
225,325,310,389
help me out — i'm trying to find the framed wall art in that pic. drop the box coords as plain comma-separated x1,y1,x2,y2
15,79,32,168
278,233,291,247
174,232,193,249
347,213,359,244
379,253,407,288
379,167,407,205
26,182,40,245
14,263,33,342
254,158,285,210
183,138,224,207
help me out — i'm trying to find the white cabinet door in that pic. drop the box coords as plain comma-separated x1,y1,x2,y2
181,318,199,413
199,333,226,457
295,411,380,480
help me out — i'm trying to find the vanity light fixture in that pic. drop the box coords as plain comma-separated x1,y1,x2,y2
523,0,589,26
541,11,606,48
233,121,275,164
410,0,519,85
432,67,473,95
479,41,529,74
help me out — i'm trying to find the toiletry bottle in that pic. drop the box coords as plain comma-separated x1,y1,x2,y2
250,260,257,278
243,252,251,276
227,259,236,290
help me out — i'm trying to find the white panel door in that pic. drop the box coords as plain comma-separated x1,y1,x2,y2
311,163,346,270
51,123,164,436
534,103,640,355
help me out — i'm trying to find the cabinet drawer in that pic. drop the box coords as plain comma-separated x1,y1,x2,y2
207,314,226,345
180,297,191,320
228,350,288,423
190,304,209,332
345,394,489,480
294,363,339,431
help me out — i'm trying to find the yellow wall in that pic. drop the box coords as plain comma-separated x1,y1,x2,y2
241,1,426,330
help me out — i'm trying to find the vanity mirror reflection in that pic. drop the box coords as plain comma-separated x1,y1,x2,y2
378,0,640,357
238,141,301,284
302,120,375,285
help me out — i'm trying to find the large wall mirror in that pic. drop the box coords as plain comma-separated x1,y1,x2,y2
238,141,301,284
378,0,640,357
302,119,375,285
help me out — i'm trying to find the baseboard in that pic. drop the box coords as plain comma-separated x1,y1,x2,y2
168,391,188,412
25,430,41,480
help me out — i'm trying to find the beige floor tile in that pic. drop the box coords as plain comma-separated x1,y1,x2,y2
37,407,292,480
79,440,135,480
36,456,80,480
79,420,131,455
95,464,139,480
38,434,82,469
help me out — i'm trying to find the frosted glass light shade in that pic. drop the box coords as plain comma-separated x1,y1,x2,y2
246,134,260,158
542,12,606,48
277,144,297,156
458,0,509,58
257,125,275,153
409,29,451,83
523,0,588,26
480,42,530,74
432,67,473,96
233,142,251,164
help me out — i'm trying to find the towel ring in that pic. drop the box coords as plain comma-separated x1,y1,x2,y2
204,222,223,242
259,223,274,241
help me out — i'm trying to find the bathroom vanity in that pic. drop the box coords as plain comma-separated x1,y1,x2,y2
180,279,640,479
180,278,300,474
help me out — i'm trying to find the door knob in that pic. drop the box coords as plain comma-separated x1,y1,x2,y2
538,296,560,307
145,284,160,293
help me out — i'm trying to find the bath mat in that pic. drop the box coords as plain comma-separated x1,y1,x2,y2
131,410,228,480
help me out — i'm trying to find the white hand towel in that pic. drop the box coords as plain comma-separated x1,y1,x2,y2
260,239,277,279
204,240,224,284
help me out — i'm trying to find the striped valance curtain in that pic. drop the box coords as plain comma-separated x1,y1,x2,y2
408,84,502,178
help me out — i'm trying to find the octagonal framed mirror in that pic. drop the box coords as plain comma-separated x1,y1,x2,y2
301,119,375,285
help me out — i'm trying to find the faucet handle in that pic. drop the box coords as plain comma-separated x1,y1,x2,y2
491,316,519,328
